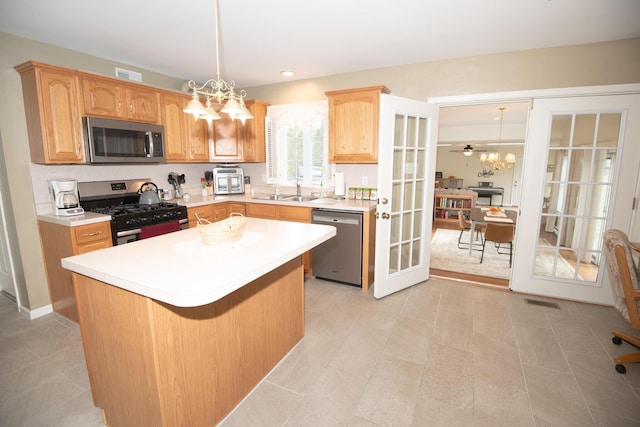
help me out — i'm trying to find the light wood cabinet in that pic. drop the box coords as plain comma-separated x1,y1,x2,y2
326,85,390,163
228,203,246,215
15,61,85,164
161,93,209,162
187,203,229,228
81,76,160,123
210,100,269,162
38,220,112,322
238,100,270,162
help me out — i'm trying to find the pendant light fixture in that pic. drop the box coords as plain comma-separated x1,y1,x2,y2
183,0,253,125
479,107,516,170
463,144,474,156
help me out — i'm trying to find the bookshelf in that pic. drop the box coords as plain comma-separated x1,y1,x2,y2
433,191,477,224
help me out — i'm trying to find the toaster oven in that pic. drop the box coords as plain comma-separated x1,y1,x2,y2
212,167,244,195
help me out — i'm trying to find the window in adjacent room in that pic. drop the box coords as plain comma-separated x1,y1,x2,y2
265,101,329,186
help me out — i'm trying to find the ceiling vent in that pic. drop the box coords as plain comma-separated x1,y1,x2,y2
115,67,142,83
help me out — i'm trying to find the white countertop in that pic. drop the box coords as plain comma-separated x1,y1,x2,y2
180,193,377,212
37,211,111,226
61,217,335,308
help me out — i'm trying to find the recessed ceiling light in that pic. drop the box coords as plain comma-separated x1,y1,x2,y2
280,70,295,77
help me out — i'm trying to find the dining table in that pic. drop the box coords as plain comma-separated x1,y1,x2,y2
468,207,518,255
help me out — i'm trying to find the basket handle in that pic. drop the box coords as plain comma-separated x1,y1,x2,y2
229,212,245,219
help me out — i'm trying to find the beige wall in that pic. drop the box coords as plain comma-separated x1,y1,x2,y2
1,31,639,314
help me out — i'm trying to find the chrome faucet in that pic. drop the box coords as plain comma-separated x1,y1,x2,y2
296,179,302,197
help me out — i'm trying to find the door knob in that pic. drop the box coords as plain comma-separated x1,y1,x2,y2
380,198,388,205
381,212,390,219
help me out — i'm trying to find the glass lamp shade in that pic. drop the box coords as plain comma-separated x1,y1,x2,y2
463,145,473,156
183,97,207,120
479,153,488,162
200,104,221,125
236,105,254,125
505,153,516,164
221,98,243,119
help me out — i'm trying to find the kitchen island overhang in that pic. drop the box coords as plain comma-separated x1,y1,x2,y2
62,217,336,307
61,217,335,427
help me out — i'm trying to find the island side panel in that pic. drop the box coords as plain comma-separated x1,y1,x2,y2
151,256,305,426
73,273,164,427
73,256,305,427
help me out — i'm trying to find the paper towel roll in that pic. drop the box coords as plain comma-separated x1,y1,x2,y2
334,172,345,196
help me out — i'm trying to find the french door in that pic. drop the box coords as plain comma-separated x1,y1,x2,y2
511,94,640,304
374,94,438,299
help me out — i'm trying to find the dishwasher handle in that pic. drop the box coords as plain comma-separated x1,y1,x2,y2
312,215,360,225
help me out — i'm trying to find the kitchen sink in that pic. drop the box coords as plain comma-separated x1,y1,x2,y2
254,194,295,201
254,194,317,202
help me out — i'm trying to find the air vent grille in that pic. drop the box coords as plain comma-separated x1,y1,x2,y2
524,298,560,309
115,67,142,82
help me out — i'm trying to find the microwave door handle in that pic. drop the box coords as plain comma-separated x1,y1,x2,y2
144,132,151,157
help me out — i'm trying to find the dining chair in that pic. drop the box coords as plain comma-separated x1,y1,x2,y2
480,223,514,267
457,213,484,250
603,229,640,374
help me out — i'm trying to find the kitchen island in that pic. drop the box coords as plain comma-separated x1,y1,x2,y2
61,217,335,427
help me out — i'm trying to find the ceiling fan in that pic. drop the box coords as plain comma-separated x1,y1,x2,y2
448,144,488,154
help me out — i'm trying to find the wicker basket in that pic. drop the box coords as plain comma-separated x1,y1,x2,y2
198,213,245,246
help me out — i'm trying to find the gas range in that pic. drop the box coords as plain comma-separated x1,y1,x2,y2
78,179,188,245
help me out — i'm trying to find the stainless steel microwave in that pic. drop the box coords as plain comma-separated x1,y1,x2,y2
83,117,165,164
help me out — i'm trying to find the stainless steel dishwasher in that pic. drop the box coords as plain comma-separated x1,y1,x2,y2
311,208,363,287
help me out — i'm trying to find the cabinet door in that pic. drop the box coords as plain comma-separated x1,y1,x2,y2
39,68,85,163
228,203,246,215
82,77,124,118
210,102,242,161
239,100,269,162
126,87,160,123
326,86,389,163
187,115,210,161
212,205,228,222
187,205,214,228
245,203,277,219
161,93,188,161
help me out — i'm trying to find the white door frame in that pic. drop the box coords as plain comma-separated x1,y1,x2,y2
429,84,640,303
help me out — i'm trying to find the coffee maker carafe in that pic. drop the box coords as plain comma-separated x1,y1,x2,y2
49,179,84,216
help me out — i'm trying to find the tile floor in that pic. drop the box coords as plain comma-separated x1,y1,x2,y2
1,277,639,426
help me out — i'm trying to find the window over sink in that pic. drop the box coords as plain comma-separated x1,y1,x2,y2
265,101,328,186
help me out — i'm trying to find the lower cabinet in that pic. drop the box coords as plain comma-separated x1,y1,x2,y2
187,203,231,228
38,220,112,322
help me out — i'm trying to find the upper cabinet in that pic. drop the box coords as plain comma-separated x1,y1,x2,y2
81,76,160,123
15,60,267,165
210,100,269,163
161,93,209,162
239,100,269,163
15,61,85,164
326,85,390,163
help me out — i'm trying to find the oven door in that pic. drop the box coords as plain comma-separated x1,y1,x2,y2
214,174,245,195
115,219,188,245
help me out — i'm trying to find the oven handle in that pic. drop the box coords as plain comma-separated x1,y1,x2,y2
115,218,188,238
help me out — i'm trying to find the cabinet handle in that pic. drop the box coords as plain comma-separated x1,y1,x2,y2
85,231,102,237
129,101,134,113
117,100,122,111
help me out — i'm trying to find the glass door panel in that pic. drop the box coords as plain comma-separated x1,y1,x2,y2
534,112,621,283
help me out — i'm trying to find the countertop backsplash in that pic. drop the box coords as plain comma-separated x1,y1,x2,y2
31,162,379,215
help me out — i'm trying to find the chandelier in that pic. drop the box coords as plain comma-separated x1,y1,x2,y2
183,0,253,125
479,107,515,170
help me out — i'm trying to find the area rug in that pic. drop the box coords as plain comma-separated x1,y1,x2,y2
430,228,512,279
429,229,579,281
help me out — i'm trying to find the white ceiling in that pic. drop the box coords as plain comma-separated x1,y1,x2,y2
1,0,639,89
